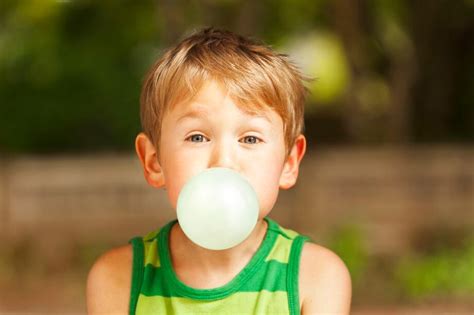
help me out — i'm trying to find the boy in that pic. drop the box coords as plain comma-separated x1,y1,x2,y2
87,27,351,314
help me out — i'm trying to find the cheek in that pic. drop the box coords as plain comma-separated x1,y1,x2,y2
160,151,188,209
161,150,208,210
162,167,183,210
250,164,283,215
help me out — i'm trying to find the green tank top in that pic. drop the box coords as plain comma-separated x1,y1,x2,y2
128,217,310,315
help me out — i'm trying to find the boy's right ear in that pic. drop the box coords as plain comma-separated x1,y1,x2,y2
135,132,166,189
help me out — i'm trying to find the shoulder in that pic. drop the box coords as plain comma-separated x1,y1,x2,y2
86,244,133,315
299,242,352,315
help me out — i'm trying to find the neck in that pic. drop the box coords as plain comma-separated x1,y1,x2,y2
169,218,268,275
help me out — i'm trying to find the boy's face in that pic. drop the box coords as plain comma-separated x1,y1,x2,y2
137,80,305,220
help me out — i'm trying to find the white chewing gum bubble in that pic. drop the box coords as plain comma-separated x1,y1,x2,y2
177,167,259,250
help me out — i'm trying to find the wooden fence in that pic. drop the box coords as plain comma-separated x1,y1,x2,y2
1,146,472,255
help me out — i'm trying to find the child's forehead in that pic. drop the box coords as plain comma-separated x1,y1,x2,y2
169,80,279,121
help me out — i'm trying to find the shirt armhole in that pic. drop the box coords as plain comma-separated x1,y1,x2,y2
287,235,309,315
128,237,144,315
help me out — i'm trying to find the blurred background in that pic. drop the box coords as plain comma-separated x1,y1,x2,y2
0,0,473,313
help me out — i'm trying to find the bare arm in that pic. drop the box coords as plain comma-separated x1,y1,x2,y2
86,245,132,315
299,243,352,315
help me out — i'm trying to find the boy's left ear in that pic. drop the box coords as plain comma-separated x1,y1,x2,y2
279,134,307,190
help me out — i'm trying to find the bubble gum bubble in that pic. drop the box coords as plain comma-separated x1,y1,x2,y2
176,167,259,250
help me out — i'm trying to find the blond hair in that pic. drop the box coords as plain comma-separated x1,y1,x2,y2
140,27,309,158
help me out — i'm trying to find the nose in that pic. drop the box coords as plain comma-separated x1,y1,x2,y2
208,138,238,170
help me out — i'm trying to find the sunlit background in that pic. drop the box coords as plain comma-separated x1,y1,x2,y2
0,0,473,313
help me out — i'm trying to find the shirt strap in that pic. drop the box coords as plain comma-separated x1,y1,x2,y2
128,236,144,315
287,235,310,315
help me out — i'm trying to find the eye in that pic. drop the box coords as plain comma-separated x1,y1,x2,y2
241,135,261,144
186,134,208,143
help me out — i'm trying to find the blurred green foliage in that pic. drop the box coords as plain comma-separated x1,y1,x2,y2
327,224,474,302
0,0,473,152
0,0,158,153
395,238,474,299
328,224,369,285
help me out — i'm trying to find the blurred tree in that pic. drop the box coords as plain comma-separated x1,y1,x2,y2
0,0,473,154
409,0,474,142
0,0,158,154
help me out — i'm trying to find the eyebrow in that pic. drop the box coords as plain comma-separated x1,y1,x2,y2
176,107,273,124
